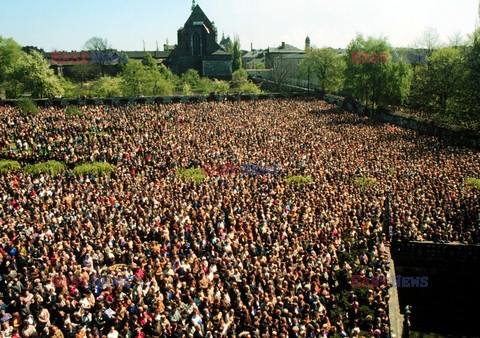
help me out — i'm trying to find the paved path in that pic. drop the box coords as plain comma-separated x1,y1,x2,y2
386,246,404,338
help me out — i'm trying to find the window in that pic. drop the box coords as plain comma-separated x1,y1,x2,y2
192,32,201,56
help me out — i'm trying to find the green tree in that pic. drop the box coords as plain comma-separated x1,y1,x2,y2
344,34,411,109
90,76,123,97
232,68,248,87
13,51,64,98
121,59,174,96
300,48,345,91
0,36,24,98
461,29,480,128
145,69,175,96
229,36,242,71
142,52,157,68
180,69,201,88
410,47,465,116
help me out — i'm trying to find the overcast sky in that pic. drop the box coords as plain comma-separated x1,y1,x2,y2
1,0,478,51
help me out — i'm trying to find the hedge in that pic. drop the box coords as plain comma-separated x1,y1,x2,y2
354,177,376,189
24,160,65,175
464,177,480,190
73,162,116,177
286,175,314,185
176,167,205,184
0,160,21,174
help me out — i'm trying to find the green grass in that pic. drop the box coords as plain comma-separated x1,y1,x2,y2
464,177,480,190
176,167,205,184
285,175,314,185
24,160,65,175
354,177,377,189
0,160,21,174
73,162,116,177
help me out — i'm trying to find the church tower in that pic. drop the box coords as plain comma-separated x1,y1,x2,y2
305,36,311,51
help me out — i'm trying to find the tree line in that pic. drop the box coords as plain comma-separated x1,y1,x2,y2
0,36,261,100
299,28,480,130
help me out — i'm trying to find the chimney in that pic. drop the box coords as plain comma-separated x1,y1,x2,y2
251,42,253,51
281,42,285,49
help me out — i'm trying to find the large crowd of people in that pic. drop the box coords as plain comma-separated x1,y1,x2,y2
0,99,478,337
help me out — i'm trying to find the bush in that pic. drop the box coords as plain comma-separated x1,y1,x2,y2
238,81,262,94
180,69,201,88
354,177,376,189
17,98,39,116
65,106,84,116
213,80,230,94
196,78,214,94
0,160,21,174
90,76,123,97
232,68,248,87
286,175,314,185
255,62,266,69
176,167,205,184
73,162,116,177
464,177,480,190
182,83,193,96
24,160,65,175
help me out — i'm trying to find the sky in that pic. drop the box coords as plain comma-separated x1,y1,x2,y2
0,0,478,52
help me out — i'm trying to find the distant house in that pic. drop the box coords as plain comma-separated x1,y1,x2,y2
242,50,265,69
166,5,232,79
265,42,305,69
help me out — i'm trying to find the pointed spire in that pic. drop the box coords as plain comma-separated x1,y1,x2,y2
191,0,196,11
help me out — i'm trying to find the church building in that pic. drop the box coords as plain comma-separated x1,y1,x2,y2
166,3,233,79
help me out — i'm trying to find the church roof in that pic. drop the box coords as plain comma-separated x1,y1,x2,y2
185,5,212,27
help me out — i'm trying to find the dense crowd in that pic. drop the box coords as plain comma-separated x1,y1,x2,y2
0,99,478,337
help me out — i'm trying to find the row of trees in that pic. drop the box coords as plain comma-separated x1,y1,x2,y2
298,28,480,130
0,36,261,100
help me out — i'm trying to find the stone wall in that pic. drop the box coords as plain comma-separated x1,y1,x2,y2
324,94,480,148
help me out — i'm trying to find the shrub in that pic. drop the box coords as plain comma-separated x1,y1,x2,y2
180,69,201,88
464,177,480,190
65,106,84,116
182,83,193,96
0,160,21,174
255,62,266,69
354,177,376,189
17,98,39,116
196,78,214,94
176,167,205,184
286,175,314,185
232,68,248,87
24,160,65,175
73,162,116,177
212,79,230,94
238,81,262,94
